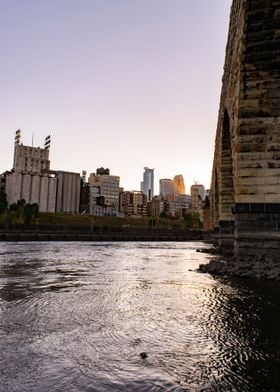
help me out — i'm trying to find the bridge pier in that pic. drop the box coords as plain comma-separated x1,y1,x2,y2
213,222,235,254
210,0,280,278
233,203,280,276
213,203,280,277
218,220,235,254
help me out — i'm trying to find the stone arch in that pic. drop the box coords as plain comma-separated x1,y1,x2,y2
211,168,221,247
214,108,235,252
220,109,235,221
210,0,280,268
212,168,220,226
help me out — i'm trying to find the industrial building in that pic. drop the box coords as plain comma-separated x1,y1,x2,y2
4,131,80,213
55,171,81,213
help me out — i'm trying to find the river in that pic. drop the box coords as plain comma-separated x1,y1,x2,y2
0,241,280,391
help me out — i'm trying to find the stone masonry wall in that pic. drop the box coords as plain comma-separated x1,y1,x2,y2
236,0,280,203
211,0,245,250
211,0,280,274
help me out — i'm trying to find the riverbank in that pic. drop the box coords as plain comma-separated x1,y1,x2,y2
0,209,210,241
198,250,280,281
0,228,209,242
0,214,211,242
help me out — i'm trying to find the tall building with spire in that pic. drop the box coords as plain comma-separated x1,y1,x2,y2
140,167,154,201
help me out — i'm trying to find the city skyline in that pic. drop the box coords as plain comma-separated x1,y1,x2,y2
5,134,197,197
0,0,232,193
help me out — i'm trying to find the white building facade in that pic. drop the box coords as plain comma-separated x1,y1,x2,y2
5,131,80,213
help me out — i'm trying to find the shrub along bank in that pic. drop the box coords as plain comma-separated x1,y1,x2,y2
0,191,204,239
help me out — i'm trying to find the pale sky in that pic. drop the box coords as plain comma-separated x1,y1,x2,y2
0,0,232,194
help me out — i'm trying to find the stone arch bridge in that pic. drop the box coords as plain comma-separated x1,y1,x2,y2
211,0,280,273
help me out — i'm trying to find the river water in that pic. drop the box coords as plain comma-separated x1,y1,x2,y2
0,241,280,392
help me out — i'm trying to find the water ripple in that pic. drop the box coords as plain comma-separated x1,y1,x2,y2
1,241,280,391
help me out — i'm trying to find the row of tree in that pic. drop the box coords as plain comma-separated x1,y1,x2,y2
0,190,202,229
0,191,39,225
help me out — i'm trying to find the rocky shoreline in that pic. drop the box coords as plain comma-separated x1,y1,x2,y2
197,248,280,281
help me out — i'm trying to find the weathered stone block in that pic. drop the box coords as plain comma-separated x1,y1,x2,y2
211,0,280,277
239,177,266,186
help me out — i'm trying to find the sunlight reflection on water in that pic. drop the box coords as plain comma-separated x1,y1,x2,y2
1,241,280,391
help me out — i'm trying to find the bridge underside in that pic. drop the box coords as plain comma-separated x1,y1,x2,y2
211,0,280,276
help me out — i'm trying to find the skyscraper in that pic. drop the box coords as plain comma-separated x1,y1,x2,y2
140,167,154,201
191,183,205,209
174,175,185,195
159,178,175,201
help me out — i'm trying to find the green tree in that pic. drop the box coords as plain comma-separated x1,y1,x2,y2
8,199,25,223
0,191,8,214
184,212,202,229
7,200,39,225
23,203,39,225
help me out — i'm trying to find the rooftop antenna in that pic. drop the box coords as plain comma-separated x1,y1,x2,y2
32,132,34,147
15,129,21,145
44,134,51,149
